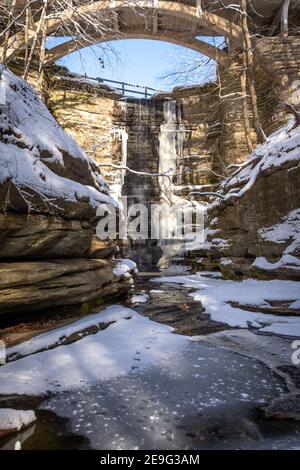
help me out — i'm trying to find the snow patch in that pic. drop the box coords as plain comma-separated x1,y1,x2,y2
0,409,36,432
0,143,116,209
130,294,149,304
7,307,135,361
220,258,233,266
113,259,138,276
258,209,300,258
252,255,300,271
221,120,300,202
14,441,22,450
155,273,300,337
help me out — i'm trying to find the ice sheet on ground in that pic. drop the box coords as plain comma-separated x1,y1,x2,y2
0,306,186,395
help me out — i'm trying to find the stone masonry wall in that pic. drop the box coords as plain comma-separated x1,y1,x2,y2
255,37,300,135
216,36,300,168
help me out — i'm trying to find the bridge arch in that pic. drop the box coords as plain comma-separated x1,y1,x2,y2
3,1,241,63
45,31,228,66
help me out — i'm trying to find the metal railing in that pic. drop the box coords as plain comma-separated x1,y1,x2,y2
78,74,164,98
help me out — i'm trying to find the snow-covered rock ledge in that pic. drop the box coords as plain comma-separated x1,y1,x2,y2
0,66,116,219
0,68,135,318
0,409,36,438
187,121,300,281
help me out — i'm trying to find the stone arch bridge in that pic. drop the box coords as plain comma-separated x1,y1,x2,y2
2,0,295,65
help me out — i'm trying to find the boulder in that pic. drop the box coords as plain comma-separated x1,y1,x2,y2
0,259,134,316
0,212,116,260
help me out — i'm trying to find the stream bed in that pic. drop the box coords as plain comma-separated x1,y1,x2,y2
1,274,300,450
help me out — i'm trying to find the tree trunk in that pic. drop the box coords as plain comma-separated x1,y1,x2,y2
37,1,49,88
23,0,48,81
240,58,253,153
1,0,17,64
240,0,266,144
281,0,291,36
24,0,30,74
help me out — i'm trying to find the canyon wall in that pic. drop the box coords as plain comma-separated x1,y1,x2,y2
47,75,223,196
0,68,135,323
218,36,300,166
5,36,299,278
187,122,300,281
41,36,300,275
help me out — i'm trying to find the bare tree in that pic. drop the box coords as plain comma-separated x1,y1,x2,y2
1,0,17,63
0,0,143,83
23,0,48,81
240,46,253,153
240,0,266,144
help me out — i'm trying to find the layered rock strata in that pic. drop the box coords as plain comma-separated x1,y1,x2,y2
187,122,300,281
0,67,132,320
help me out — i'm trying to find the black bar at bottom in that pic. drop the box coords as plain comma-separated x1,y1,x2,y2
0,450,299,466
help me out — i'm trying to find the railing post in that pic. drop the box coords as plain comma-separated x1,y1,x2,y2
145,87,148,98
122,82,125,95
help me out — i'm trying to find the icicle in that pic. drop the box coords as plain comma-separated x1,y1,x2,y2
158,100,185,202
110,126,128,199
119,128,128,185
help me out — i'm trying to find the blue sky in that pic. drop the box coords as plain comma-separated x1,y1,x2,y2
47,37,224,93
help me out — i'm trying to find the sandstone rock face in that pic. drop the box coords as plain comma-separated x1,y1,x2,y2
0,259,133,317
187,124,300,281
88,237,117,260
255,37,300,135
47,72,127,194
0,213,116,260
0,68,131,319
0,213,92,259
